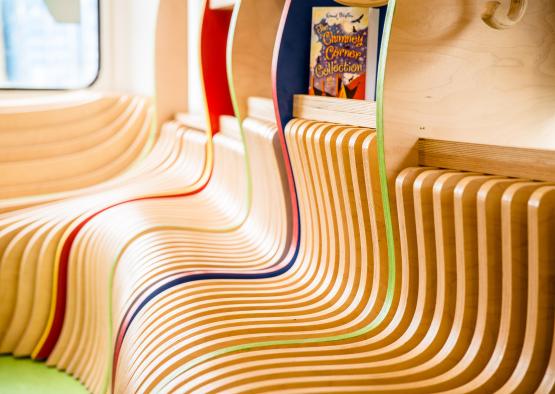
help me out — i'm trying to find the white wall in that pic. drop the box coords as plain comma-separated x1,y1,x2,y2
187,0,203,114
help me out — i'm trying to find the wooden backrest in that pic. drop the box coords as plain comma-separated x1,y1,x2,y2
382,0,555,195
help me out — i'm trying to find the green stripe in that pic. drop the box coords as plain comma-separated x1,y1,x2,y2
102,2,256,392
156,1,398,390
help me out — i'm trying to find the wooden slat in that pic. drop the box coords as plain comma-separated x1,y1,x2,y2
419,139,555,182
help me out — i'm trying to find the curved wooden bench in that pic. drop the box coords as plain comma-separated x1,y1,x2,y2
21,0,232,367
54,106,290,393
131,0,552,392
49,128,248,389
50,1,291,384
2,0,553,393
147,168,550,394
0,95,153,201
107,0,554,392
108,118,384,393
0,123,208,356
0,1,287,393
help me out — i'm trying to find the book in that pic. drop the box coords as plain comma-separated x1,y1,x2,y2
308,7,380,100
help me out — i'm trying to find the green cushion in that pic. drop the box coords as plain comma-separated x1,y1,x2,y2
0,356,87,394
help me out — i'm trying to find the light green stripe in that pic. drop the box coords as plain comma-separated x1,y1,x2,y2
156,2,398,391
101,2,256,392
376,0,398,339
226,0,254,211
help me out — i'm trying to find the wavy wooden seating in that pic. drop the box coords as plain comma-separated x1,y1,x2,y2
0,121,207,357
66,108,286,393
3,1,288,392
0,95,153,202
139,169,549,394
107,119,384,393
44,127,251,391
5,0,232,370
103,0,553,393
1,0,553,392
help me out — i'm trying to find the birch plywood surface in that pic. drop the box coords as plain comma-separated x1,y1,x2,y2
113,120,386,393
228,0,283,120
382,0,555,196
0,95,153,203
152,168,554,393
155,0,188,127
0,2,230,392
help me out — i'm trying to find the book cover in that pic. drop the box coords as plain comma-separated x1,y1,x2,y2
309,7,380,100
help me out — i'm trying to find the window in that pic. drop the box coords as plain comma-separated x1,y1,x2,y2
0,0,99,89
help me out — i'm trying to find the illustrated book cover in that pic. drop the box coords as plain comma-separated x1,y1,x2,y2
309,7,380,100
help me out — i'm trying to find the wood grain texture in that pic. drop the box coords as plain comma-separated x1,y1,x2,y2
228,0,284,121
2,0,555,392
382,0,555,224
29,0,236,362
0,123,208,393
112,117,291,393
0,0,219,374
419,138,555,182
161,169,554,393
114,120,385,393
0,95,153,203
0,2,292,394
482,0,528,30
293,95,376,129
155,0,188,127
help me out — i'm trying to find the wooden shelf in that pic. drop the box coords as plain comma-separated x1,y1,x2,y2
382,0,555,208
210,0,235,10
293,95,376,129
248,97,276,124
419,139,555,182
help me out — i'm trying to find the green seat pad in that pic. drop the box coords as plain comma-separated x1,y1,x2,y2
0,356,87,394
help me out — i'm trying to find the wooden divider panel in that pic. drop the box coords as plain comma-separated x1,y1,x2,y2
381,0,555,220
